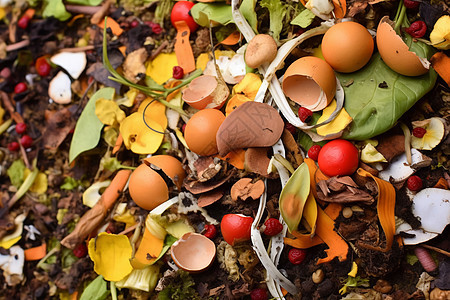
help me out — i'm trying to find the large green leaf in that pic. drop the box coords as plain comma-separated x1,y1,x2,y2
190,3,233,27
69,88,115,163
338,36,436,140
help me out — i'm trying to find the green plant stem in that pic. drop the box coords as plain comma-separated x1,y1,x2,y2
394,0,406,32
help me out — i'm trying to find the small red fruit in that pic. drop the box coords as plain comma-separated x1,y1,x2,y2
130,20,139,28
8,142,20,152
73,243,88,258
204,224,217,239
35,56,51,77
263,218,283,236
288,248,307,265
250,288,268,300
20,134,33,148
298,107,313,123
15,122,27,135
170,1,198,33
318,139,359,177
308,145,322,161
405,20,427,38
407,175,423,191
412,127,427,138
14,82,27,94
17,15,31,29
403,0,419,9
172,66,184,79
221,214,253,246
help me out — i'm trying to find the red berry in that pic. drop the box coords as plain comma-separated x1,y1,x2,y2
20,134,33,148
308,145,322,161
35,57,51,77
407,175,423,192
72,243,88,258
204,224,217,239
17,15,31,29
284,122,297,135
298,107,313,123
250,288,268,300
14,82,27,94
263,218,283,236
172,66,184,79
130,20,139,28
405,20,427,38
8,142,20,152
15,122,27,135
146,22,163,34
181,123,187,133
403,0,419,9
288,248,307,265
412,127,427,138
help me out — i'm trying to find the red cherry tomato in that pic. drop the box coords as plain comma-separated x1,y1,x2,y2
220,214,253,246
14,82,27,94
35,56,51,77
171,1,198,33
317,139,359,177
17,15,31,29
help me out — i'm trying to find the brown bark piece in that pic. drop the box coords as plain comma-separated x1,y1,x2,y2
281,129,304,168
376,135,405,162
230,178,265,201
316,176,374,204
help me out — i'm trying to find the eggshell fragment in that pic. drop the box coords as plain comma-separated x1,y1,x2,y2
282,56,336,111
216,101,284,156
376,16,430,76
50,52,87,79
171,232,216,273
48,71,72,104
182,75,229,110
144,155,185,190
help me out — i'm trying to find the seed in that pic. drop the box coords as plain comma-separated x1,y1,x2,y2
342,207,353,218
312,269,324,284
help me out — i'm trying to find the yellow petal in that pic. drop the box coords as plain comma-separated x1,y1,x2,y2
0,214,26,249
24,169,48,194
146,53,179,85
232,73,262,100
225,94,252,116
348,261,358,277
137,98,167,130
316,100,352,136
0,104,5,124
361,143,387,163
430,15,450,50
119,112,164,154
116,88,138,107
196,50,236,71
95,98,126,126
103,126,119,147
88,232,133,282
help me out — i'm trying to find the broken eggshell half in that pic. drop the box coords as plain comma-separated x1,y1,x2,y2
182,75,229,110
48,71,72,104
170,232,216,273
376,16,430,77
282,56,336,112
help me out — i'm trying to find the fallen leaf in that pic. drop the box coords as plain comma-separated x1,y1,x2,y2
146,53,179,85
95,98,126,126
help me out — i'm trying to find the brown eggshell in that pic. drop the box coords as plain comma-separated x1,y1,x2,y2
376,16,429,76
185,109,226,156
216,101,284,157
171,232,216,273
144,155,185,190
182,75,229,110
282,56,336,111
128,164,169,210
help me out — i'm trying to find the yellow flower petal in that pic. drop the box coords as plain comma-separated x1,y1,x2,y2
232,73,262,100
146,53,178,85
95,98,126,126
348,261,358,277
316,100,352,136
195,50,236,71
225,94,252,116
119,112,164,155
137,98,167,130
430,15,450,50
24,169,48,194
361,143,387,163
88,232,133,282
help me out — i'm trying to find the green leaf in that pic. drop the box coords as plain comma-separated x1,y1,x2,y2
7,159,26,188
69,87,115,163
42,0,71,21
80,275,110,300
339,38,437,140
291,8,315,28
190,3,233,27
66,0,103,6
279,162,310,232
260,0,286,42
240,0,258,33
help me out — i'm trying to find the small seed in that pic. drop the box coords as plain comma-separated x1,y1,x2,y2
342,207,353,218
312,269,325,284
351,205,364,213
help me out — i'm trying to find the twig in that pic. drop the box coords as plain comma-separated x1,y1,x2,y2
65,5,103,15
0,91,24,124
17,137,31,170
91,0,113,25
422,244,450,258
6,39,30,52
118,223,138,236
150,40,169,61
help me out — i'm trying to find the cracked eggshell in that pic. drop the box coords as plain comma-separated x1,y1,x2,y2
282,56,336,111
182,75,229,110
48,71,72,104
376,16,430,76
411,188,450,234
171,232,216,273
50,52,87,79
144,155,185,190
378,149,431,183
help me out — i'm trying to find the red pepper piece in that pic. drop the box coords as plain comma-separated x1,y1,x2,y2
405,21,427,38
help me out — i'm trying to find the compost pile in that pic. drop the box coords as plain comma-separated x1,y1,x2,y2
0,0,450,299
